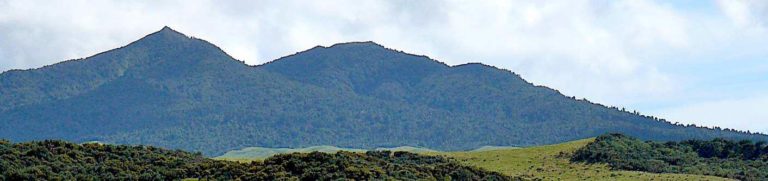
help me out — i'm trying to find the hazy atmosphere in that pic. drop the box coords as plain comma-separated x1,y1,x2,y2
1,0,766,133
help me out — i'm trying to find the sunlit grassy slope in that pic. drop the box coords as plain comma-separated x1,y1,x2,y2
215,146,364,162
426,138,733,181
215,146,437,162
214,138,732,180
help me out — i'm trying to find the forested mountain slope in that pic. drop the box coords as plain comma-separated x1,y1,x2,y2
0,27,765,156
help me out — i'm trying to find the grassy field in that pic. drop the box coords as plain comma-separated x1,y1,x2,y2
426,138,733,181
215,145,437,162
214,145,365,162
214,139,733,180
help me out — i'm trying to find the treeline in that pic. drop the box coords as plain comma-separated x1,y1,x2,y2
601,103,763,136
571,134,768,180
0,139,515,180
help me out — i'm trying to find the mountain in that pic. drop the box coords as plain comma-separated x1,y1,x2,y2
1,27,766,156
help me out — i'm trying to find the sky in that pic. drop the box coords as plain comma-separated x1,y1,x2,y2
0,0,766,133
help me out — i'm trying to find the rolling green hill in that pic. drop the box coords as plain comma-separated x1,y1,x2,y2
216,145,438,162
428,138,733,180
214,137,733,180
1,27,766,156
216,146,366,162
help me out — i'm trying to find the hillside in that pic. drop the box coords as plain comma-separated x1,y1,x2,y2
216,146,366,162
212,137,733,180
429,138,733,181
0,140,513,180
1,27,766,156
216,145,437,162
572,134,768,180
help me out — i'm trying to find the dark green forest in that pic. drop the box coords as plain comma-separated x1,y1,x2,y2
0,139,514,180
572,134,768,180
1,27,766,156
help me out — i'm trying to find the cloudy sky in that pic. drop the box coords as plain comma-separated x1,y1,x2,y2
1,0,767,133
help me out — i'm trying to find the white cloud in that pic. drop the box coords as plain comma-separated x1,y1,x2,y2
658,95,768,134
717,0,768,30
0,0,767,132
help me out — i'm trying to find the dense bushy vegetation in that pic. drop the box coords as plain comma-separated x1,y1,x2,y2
572,134,768,180
0,139,207,180
1,27,765,156
0,139,513,180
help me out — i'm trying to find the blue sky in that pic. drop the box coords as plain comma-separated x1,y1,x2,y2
1,0,766,133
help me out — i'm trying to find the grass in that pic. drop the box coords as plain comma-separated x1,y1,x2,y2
214,145,436,162
213,139,733,180
426,138,733,181
214,145,362,162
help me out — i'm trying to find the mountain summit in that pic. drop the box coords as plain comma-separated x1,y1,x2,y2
1,27,765,156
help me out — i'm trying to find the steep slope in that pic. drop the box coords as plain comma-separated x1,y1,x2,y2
0,27,256,140
261,41,768,146
0,28,482,155
0,27,766,156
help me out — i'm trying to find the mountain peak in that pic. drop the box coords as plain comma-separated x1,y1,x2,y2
146,26,187,39
326,41,384,48
317,41,395,54
160,26,173,31
121,26,212,56
119,26,191,49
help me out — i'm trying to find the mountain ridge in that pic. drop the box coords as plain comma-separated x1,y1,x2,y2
0,27,765,156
